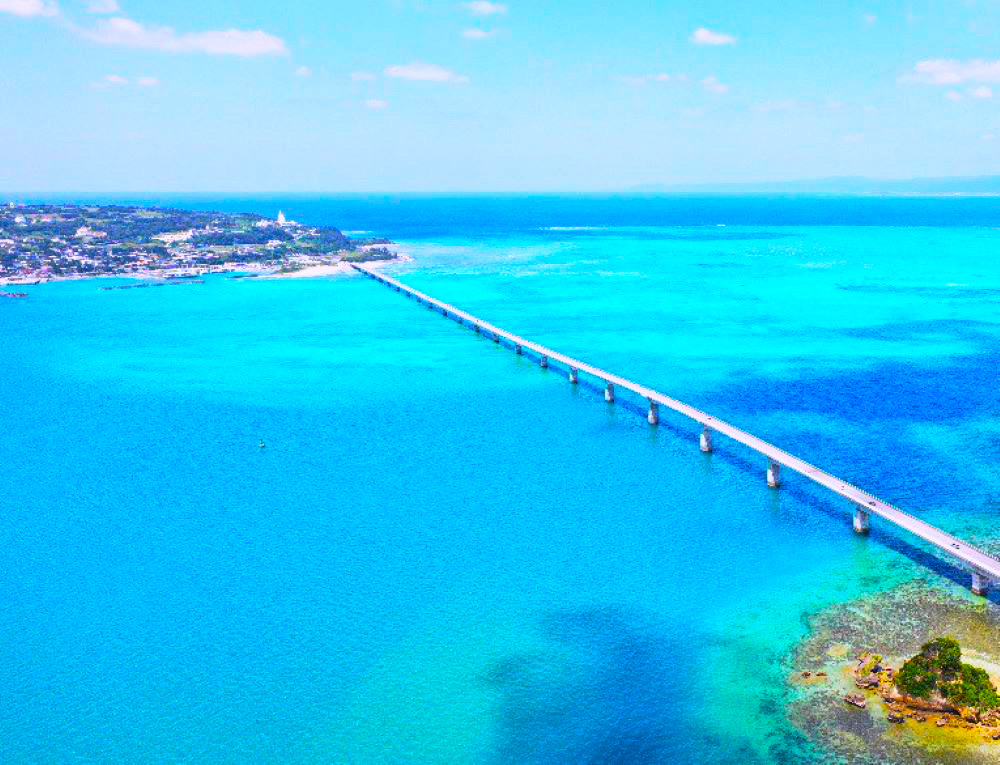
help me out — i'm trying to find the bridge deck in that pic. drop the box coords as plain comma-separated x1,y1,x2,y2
352,263,1000,584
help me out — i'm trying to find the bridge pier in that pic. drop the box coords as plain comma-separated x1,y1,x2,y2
474,324,480,334
493,332,500,343
569,367,578,384
767,460,782,488
540,355,548,368
700,426,714,453
647,400,659,426
853,505,870,534
972,570,990,596
515,344,522,355
605,382,615,402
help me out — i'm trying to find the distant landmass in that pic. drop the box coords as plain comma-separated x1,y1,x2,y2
0,204,397,287
629,175,1000,194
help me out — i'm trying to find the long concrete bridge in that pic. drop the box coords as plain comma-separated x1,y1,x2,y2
352,262,1000,596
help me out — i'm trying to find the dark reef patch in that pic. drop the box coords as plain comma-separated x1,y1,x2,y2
839,284,1000,300
698,319,1000,508
707,345,1000,427
484,606,706,764
839,319,1000,344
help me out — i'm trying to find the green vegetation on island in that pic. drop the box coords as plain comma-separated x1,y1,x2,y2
837,637,1000,733
0,203,398,284
896,637,1000,712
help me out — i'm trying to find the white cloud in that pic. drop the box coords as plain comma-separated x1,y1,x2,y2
752,98,797,113
615,72,676,86
0,0,57,17
946,90,963,102
351,71,376,81
863,13,877,25
86,0,118,12
970,85,993,99
462,1,506,15
364,98,389,110
691,27,736,46
99,73,128,86
681,107,705,118
78,17,288,56
462,27,494,39
983,133,996,141
385,61,469,83
295,65,312,77
701,75,729,94
92,73,159,88
909,58,1000,86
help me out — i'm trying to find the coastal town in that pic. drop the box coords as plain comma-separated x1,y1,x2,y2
0,203,396,289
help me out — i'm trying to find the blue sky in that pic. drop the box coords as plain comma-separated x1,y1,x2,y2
2,0,999,190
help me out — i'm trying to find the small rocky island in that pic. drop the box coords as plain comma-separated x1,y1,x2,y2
0,203,397,286
845,639,1000,734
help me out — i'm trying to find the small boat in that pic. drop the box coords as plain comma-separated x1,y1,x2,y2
0,292,28,299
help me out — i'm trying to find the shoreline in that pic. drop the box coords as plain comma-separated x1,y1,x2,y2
255,251,414,280
0,249,413,288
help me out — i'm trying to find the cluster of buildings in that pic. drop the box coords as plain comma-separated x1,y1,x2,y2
0,204,384,284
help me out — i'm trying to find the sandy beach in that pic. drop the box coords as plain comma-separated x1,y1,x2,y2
258,251,413,280
256,263,355,279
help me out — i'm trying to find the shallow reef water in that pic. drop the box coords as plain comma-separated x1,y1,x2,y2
791,584,1000,765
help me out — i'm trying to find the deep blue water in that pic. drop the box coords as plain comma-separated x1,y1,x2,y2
9,192,1000,233
3,195,1000,763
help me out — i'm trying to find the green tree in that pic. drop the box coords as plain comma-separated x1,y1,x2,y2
896,637,999,710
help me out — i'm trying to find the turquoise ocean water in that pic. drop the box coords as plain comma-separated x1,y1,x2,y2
3,195,1000,763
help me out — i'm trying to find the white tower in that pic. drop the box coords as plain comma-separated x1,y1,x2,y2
277,211,287,226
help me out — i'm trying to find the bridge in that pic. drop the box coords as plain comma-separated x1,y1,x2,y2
352,262,1000,596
